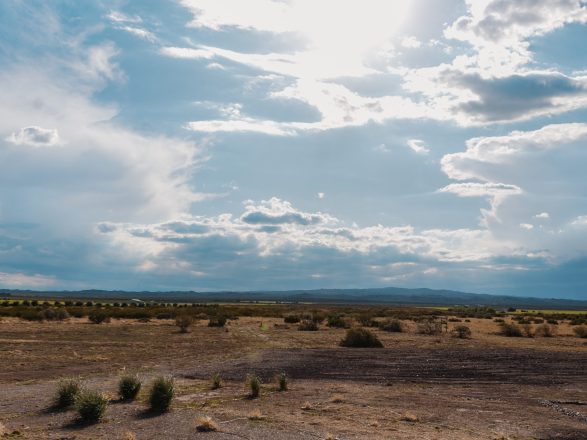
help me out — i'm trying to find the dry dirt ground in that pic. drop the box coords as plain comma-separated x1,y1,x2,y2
1,316,586,439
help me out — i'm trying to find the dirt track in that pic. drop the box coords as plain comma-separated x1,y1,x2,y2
185,346,587,386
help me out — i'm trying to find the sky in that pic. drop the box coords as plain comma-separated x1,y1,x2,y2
1,0,587,299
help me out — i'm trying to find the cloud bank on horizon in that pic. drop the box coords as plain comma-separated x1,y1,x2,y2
0,0,586,298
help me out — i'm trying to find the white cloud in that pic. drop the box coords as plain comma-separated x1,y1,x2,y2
520,223,534,230
534,212,550,220
439,182,522,198
401,36,421,49
106,11,143,24
0,272,57,288
407,139,430,155
117,26,157,42
7,126,60,147
444,0,587,73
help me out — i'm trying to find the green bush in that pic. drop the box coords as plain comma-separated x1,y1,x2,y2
339,328,383,348
76,389,108,423
277,371,288,392
88,311,110,324
118,374,141,401
500,322,522,337
451,325,472,339
298,320,318,331
247,374,261,398
54,378,83,409
327,314,350,328
148,376,175,412
212,372,222,390
380,319,402,332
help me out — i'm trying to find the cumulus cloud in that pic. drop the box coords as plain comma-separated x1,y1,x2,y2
438,123,587,260
240,198,335,226
445,0,587,72
7,126,60,147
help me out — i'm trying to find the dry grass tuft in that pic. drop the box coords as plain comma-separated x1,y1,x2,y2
248,409,266,420
121,431,137,440
301,401,313,410
0,422,7,435
324,434,338,440
400,412,419,422
329,394,345,403
196,416,219,432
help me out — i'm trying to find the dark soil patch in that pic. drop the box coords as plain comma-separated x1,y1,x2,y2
184,347,587,386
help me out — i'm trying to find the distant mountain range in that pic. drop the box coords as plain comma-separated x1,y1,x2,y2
1,286,586,309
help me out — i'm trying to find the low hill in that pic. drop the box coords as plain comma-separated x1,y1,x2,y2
1,286,586,309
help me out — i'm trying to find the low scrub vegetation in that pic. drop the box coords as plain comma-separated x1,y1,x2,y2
277,371,288,391
247,374,261,398
298,319,319,331
175,315,194,333
499,322,523,337
535,323,556,337
118,374,141,401
76,389,108,423
54,378,83,409
283,314,300,324
574,326,587,338
451,325,472,339
148,376,175,412
379,318,403,332
416,320,442,335
208,316,227,327
88,311,110,324
340,328,383,348
212,372,222,390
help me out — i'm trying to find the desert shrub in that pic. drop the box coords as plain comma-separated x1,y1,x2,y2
521,323,534,338
573,326,587,338
118,375,141,401
208,316,227,327
88,311,110,324
547,319,559,325
148,376,175,412
327,314,350,328
277,371,288,391
494,318,505,323
500,322,522,337
54,378,83,409
283,314,301,324
39,308,69,321
416,320,442,335
380,319,403,333
247,374,261,398
356,313,378,327
76,389,107,423
298,320,318,331
448,318,462,322
451,325,472,339
212,372,222,390
340,328,383,348
19,309,44,321
175,315,193,333
534,323,556,337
